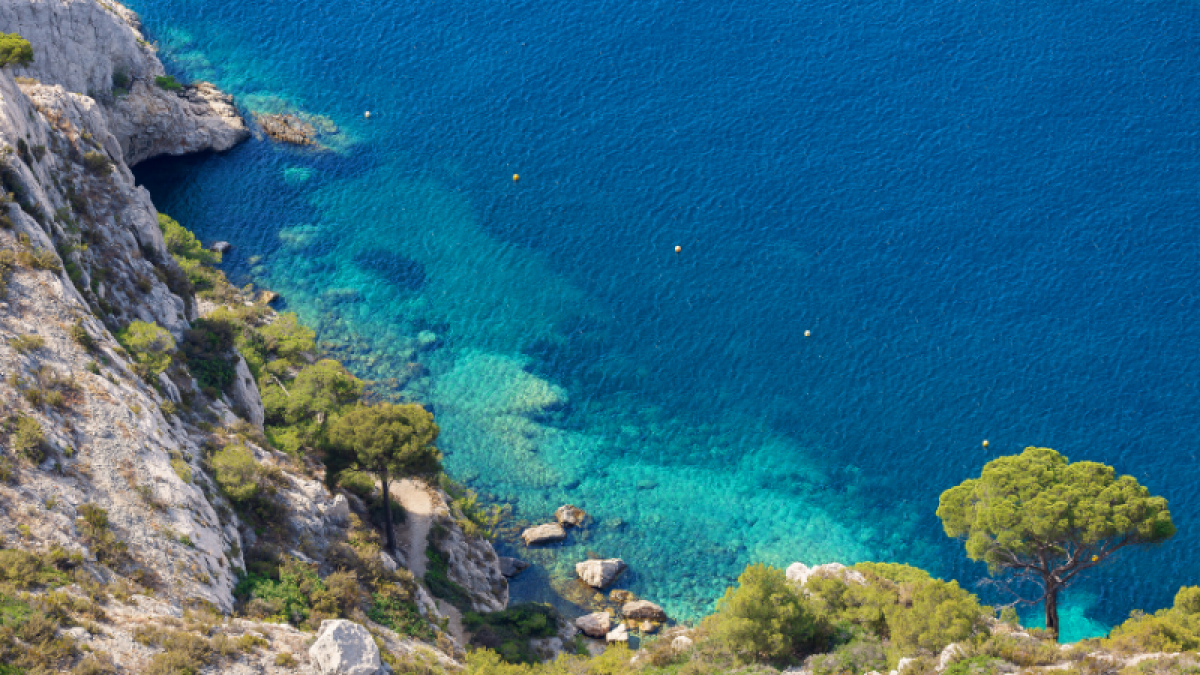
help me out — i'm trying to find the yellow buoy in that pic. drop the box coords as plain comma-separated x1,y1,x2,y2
364,111,371,118
1091,555,1098,562
804,330,811,337
982,440,989,448
674,245,681,253
513,174,520,181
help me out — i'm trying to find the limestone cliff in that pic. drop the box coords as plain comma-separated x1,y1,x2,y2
0,0,248,165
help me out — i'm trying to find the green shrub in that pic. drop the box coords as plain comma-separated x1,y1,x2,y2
144,649,201,675
155,75,183,91
367,585,434,641
111,70,130,96
115,320,175,378
180,317,237,392
0,33,33,68
77,503,128,566
83,152,112,176
424,539,471,610
1104,586,1200,654
11,416,46,463
0,549,69,588
887,577,988,654
808,634,887,675
257,312,315,363
210,444,261,503
462,603,558,664
69,319,96,351
262,359,361,426
235,557,343,626
170,457,193,484
9,334,44,353
704,563,819,663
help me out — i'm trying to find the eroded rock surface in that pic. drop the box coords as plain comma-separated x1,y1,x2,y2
576,558,626,589
522,522,567,546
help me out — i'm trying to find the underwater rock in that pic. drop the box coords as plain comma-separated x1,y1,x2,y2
555,504,587,528
499,556,529,578
521,522,567,546
786,562,867,588
210,241,232,254
416,330,441,350
353,248,427,291
257,113,317,145
609,589,636,604
575,612,611,638
622,600,666,622
606,623,629,643
576,558,626,589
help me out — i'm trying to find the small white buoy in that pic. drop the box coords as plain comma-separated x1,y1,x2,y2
982,440,989,448
364,111,371,118
804,330,811,337
674,245,681,253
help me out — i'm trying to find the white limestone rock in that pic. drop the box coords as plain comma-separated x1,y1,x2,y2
575,611,612,639
672,636,694,651
938,643,966,672
229,355,264,429
606,623,629,643
576,558,626,589
786,562,867,588
522,522,567,546
555,504,586,528
309,620,382,675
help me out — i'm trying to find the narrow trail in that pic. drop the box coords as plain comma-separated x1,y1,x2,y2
391,478,434,578
390,479,467,645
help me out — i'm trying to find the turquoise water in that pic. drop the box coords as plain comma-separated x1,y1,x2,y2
130,0,1200,640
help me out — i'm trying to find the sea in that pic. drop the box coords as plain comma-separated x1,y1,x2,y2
126,0,1200,641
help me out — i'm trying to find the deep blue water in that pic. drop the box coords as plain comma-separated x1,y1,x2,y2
129,0,1200,639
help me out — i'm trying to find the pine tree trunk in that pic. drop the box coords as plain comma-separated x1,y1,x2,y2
381,469,396,553
1045,583,1060,641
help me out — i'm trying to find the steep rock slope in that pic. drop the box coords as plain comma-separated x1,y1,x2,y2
0,0,248,165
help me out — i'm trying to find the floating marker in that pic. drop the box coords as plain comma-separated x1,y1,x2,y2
674,245,681,253
982,440,989,448
804,330,811,337
364,111,371,118
513,174,520,181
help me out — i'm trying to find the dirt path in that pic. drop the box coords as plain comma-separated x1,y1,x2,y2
389,479,467,644
391,478,435,578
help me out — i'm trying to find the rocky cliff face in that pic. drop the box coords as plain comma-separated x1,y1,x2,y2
0,2,496,672
0,0,248,165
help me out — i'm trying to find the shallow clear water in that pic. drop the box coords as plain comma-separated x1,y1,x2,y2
129,0,1200,640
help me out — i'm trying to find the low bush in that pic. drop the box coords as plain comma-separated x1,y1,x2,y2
115,320,175,378
180,317,238,392
235,557,347,627
82,152,112,176
1104,586,1200,654
69,319,96,351
9,334,44,353
155,75,184,91
77,503,128,567
463,604,558,664
10,415,47,463
367,584,434,641
703,563,819,664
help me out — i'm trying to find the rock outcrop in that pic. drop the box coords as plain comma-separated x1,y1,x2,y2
0,0,248,165
499,556,529,578
309,620,383,675
576,558,626,589
575,611,612,639
622,600,667,622
522,522,567,546
555,504,586,528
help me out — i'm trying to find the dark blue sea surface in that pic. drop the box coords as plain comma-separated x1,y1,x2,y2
129,0,1200,639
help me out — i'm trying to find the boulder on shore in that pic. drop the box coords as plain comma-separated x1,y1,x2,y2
606,623,629,643
576,558,626,589
785,562,867,588
308,619,381,675
209,241,232,254
574,611,611,639
521,522,567,546
499,556,529,578
555,504,587,528
622,600,667,622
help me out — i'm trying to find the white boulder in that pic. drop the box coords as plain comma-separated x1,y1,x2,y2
521,522,567,546
309,620,381,675
576,558,626,588
575,611,612,638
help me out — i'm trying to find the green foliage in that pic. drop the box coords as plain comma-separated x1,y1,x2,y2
209,444,263,503
441,474,502,540
170,457,193,484
82,152,113,176
1104,586,1200,654
704,563,819,663
807,634,887,675
77,503,128,566
111,70,130,96
463,604,559,664
9,334,44,353
424,540,471,610
235,557,348,627
887,577,988,654
10,415,46,463
0,33,33,68
69,319,96,351
115,320,175,378
155,74,183,91
158,213,220,266
257,312,315,363
262,359,362,426
0,549,70,588
180,317,237,392
367,585,434,641
943,655,1008,675
938,447,1175,637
